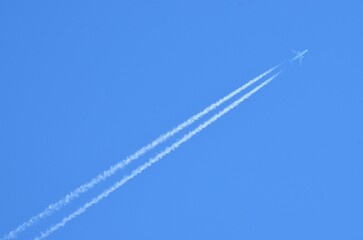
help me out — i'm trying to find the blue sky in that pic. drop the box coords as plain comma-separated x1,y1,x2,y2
1,1,362,239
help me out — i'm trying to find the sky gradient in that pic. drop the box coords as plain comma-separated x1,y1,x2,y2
1,1,362,239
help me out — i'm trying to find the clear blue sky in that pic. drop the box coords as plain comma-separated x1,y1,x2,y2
1,1,362,239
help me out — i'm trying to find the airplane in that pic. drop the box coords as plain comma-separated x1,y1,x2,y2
289,49,308,66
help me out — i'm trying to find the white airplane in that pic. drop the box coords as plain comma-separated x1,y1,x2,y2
290,49,308,66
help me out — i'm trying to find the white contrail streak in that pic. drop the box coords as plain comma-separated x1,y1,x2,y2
33,71,281,240
1,65,280,240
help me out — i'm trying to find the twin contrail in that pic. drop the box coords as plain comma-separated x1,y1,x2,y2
33,71,282,240
1,65,280,240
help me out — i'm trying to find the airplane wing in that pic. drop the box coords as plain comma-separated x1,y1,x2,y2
291,49,299,54
299,56,303,66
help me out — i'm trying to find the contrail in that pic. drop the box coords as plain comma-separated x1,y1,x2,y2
1,65,280,240
33,71,282,240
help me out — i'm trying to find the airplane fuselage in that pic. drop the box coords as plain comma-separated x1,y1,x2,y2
291,49,308,61
290,49,309,66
